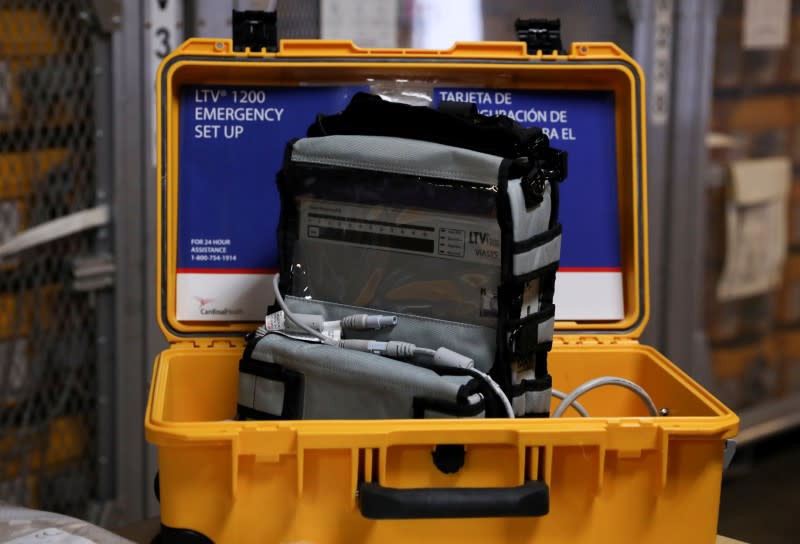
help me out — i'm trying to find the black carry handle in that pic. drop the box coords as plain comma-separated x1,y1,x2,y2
358,480,549,520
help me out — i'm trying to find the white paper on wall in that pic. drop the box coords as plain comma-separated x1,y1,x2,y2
321,0,399,48
717,157,791,301
411,0,482,50
743,0,790,50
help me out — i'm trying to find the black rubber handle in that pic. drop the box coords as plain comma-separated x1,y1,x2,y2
358,480,549,519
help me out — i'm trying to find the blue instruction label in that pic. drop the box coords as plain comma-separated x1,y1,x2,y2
176,85,624,321
177,85,366,273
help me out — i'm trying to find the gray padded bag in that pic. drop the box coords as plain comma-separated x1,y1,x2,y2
240,108,565,420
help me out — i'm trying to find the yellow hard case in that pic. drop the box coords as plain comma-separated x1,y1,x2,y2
145,37,738,544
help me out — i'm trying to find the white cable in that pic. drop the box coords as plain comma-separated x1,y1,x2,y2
552,388,589,417
413,347,514,419
272,274,337,345
466,368,515,419
552,376,658,418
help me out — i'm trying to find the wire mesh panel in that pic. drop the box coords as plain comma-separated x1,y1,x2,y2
0,0,100,518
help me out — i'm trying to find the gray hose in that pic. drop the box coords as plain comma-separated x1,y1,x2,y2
552,376,658,418
552,388,589,417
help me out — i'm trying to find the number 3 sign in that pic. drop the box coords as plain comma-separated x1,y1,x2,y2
147,0,183,167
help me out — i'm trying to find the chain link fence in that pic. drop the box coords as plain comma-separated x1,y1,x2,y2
0,0,101,518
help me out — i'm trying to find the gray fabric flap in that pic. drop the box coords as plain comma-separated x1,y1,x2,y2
291,135,504,185
286,296,496,372
252,376,285,415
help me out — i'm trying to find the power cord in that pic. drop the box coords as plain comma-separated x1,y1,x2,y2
463,367,515,419
552,388,588,417
552,376,658,418
413,347,514,418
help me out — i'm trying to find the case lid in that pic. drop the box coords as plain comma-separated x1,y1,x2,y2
156,38,648,345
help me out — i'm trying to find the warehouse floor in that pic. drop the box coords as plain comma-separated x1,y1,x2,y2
718,429,800,544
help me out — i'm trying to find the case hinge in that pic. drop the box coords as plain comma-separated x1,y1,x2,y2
514,18,564,55
232,10,278,52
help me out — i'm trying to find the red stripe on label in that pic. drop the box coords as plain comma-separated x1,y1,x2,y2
176,268,278,274
558,267,622,273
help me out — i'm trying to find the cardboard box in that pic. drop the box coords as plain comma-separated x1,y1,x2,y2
710,338,778,408
706,297,744,344
791,16,800,82
742,49,788,88
740,294,777,337
775,252,800,324
788,182,800,249
715,16,742,89
714,96,794,132
775,327,800,394
706,182,728,265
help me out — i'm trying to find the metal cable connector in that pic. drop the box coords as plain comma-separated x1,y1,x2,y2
340,314,398,330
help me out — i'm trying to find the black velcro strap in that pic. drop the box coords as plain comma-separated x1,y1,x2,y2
509,261,560,285
510,375,552,398
520,412,550,418
507,304,555,358
239,357,304,420
513,223,562,254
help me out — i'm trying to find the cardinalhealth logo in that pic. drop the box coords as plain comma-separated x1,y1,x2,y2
193,296,244,316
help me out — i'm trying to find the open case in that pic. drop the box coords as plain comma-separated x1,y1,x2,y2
145,20,739,544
